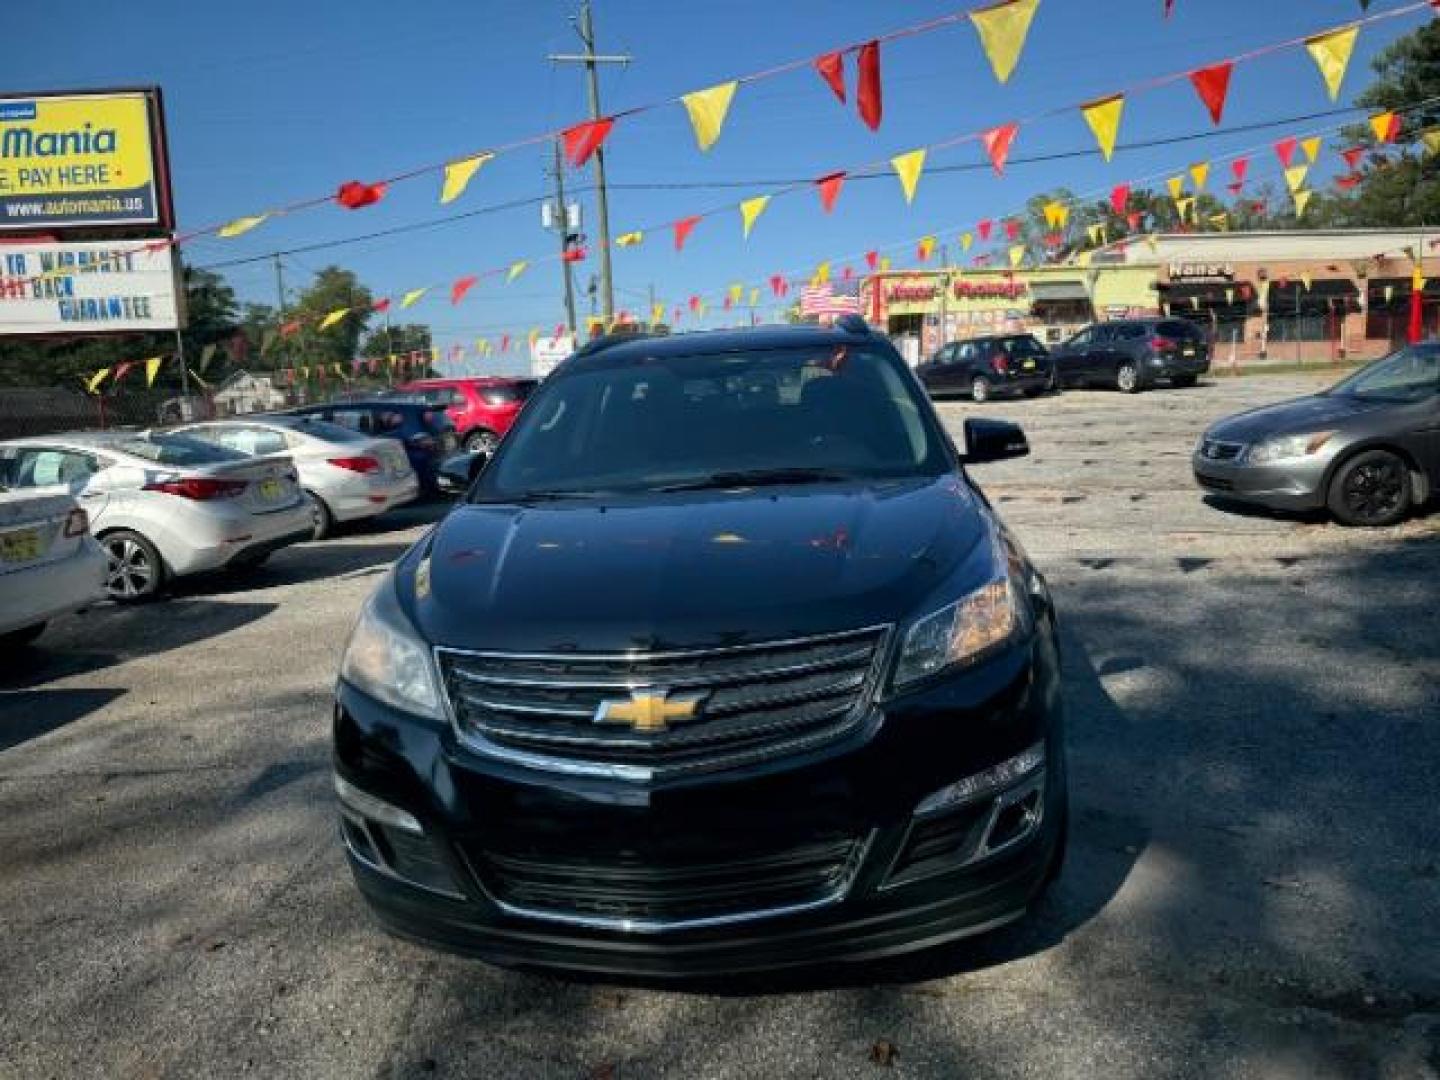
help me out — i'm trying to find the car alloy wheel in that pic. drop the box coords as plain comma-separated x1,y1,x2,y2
103,532,160,601
305,490,333,541
465,429,499,455
1116,363,1140,393
1330,450,1410,527
971,377,991,403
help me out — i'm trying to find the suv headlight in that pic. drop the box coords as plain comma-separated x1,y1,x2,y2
892,569,1029,692
1245,430,1335,465
339,575,440,717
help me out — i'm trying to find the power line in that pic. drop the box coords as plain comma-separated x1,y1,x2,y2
198,102,1376,273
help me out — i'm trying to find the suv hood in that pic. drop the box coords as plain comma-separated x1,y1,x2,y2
408,477,985,654
1206,392,1391,443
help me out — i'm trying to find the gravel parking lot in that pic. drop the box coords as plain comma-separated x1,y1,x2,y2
2,372,1437,1079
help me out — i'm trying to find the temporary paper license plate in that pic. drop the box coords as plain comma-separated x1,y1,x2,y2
1182,347,1197,357
258,479,284,500
0,528,44,563
1022,359,1037,370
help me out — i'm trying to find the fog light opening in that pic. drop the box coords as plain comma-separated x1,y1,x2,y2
334,774,423,835
983,785,1044,855
915,742,1045,818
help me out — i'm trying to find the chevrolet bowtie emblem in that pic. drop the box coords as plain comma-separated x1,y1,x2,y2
594,689,707,733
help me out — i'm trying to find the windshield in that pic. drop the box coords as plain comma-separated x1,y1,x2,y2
474,344,950,499
273,417,370,443
993,335,1047,357
1328,345,1440,403
116,434,248,465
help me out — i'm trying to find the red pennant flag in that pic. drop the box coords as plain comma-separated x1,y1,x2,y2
112,360,136,385
770,274,786,296
280,319,302,338
816,171,846,213
316,364,327,382
977,219,994,241
981,122,1019,175
369,358,380,374
1044,232,1063,249
842,265,854,281
673,215,701,251
1126,211,1143,231
1274,136,1299,168
561,247,587,263
372,298,391,313
1004,219,1021,240
856,41,882,131
1336,175,1361,190
336,180,387,209
865,251,879,271
563,118,614,167
1231,156,1250,182
1189,61,1233,126
723,295,733,311
1250,200,1268,216
814,51,846,104
688,295,701,312
1164,0,1175,15
1110,183,1130,214
553,323,565,338
1341,146,1365,170
1227,181,1244,195
450,275,478,304
500,335,510,352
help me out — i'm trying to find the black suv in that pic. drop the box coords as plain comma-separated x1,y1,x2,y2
917,333,1054,402
331,319,1068,977
283,399,458,494
1050,318,1210,392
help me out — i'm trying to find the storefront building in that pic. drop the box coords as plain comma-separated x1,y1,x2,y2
862,229,1439,367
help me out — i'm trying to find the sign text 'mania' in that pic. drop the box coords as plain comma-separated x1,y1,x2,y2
1,124,119,158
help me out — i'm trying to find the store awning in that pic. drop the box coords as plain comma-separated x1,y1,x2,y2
1028,280,1089,301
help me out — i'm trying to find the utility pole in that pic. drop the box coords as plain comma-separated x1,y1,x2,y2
549,0,629,324
939,243,950,352
272,253,287,375
551,139,579,334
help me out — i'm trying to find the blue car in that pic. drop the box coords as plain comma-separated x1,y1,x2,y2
282,399,459,495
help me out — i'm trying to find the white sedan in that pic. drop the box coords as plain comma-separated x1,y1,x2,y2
173,415,419,540
0,489,106,646
0,432,312,602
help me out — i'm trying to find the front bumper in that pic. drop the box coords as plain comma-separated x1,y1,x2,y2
332,626,1065,977
1192,452,1327,511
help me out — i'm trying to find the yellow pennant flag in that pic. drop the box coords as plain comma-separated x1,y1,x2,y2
1076,250,1093,268
1009,244,1025,268
650,303,665,325
1190,296,1201,311
440,153,493,205
681,81,738,152
918,236,936,261
812,261,831,285
1189,161,1210,191
1145,233,1159,255
1306,24,1359,102
728,283,744,306
1175,196,1196,222
1422,130,1440,156
1209,212,1229,231
400,287,429,308
507,260,528,283
1301,136,1322,164
431,346,441,364
145,356,163,387
1043,202,1069,229
1080,94,1125,162
748,287,760,306
879,256,892,273
1086,223,1105,245
1284,164,1310,193
218,213,269,239
970,0,1040,84
616,231,644,247
960,231,974,252
298,366,309,382
1413,266,1427,291
331,363,346,380
1292,189,1313,217
85,368,110,394
527,329,540,349
891,148,927,204
1225,287,1235,305
1167,175,1185,200
739,195,770,239
318,308,348,331
1300,273,1313,292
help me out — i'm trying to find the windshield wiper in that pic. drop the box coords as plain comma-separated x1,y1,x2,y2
655,467,855,493
473,489,606,504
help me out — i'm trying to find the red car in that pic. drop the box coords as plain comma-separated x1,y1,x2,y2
395,377,539,454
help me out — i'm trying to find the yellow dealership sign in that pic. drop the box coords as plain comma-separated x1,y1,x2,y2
0,90,169,230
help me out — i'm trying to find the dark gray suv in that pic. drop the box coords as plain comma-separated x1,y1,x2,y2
1051,318,1210,393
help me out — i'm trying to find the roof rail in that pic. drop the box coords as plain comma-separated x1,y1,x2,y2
572,331,653,358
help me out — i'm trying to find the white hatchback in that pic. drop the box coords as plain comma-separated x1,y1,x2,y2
0,490,107,646
0,432,312,602
172,415,419,540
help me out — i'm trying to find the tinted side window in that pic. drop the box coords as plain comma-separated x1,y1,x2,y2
1068,329,1092,347
330,410,377,434
9,448,98,487
1159,320,1203,340
1118,325,1147,340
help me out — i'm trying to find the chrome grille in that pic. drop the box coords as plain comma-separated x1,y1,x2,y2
437,627,889,777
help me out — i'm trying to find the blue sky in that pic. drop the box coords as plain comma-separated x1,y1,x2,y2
9,0,1429,374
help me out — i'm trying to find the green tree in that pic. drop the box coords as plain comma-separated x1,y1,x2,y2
288,266,373,371
359,322,431,361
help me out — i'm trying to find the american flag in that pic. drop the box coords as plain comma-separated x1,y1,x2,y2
800,279,862,320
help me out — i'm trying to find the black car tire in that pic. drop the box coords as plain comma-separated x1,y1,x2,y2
1023,387,1044,398
230,551,271,572
0,622,46,648
101,529,164,603
970,376,992,403
1172,374,1198,388
1116,363,1141,393
464,428,499,455
1045,367,1059,394
305,490,334,542
1327,449,1412,527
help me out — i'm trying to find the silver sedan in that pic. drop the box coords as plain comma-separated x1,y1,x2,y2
174,416,419,540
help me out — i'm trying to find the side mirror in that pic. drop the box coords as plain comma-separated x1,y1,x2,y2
436,450,487,496
963,418,1029,464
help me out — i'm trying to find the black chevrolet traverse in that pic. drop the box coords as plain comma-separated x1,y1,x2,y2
332,318,1068,977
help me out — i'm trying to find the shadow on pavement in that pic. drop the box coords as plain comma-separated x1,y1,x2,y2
0,687,126,752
